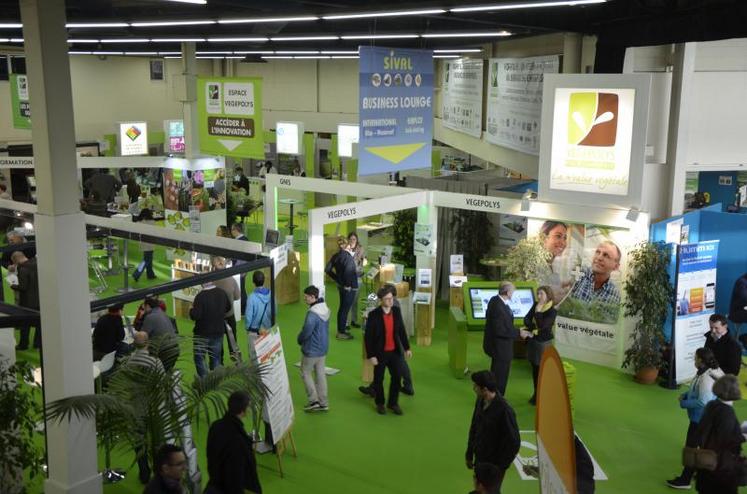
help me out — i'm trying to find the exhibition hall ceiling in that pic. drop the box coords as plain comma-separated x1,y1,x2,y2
0,0,745,56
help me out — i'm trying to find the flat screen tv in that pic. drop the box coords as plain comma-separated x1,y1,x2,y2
462,281,537,330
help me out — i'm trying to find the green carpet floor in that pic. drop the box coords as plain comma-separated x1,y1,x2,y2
11,241,747,493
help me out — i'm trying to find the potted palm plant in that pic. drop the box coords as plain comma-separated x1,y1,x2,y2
621,241,673,384
46,337,267,487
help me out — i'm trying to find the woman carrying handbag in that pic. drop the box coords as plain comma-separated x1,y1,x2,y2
524,285,557,405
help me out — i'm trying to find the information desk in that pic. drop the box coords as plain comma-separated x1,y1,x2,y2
462,281,537,331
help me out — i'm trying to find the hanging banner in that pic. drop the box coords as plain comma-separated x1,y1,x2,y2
674,241,719,384
486,55,559,155
358,46,433,175
254,327,295,444
197,76,264,159
9,74,31,130
442,58,483,138
526,220,631,367
538,74,651,209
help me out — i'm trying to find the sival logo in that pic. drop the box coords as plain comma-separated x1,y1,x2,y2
125,126,142,141
384,50,412,71
567,92,618,147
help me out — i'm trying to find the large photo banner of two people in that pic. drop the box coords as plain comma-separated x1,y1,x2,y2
526,220,630,363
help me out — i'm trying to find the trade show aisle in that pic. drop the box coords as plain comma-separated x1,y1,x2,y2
13,246,747,493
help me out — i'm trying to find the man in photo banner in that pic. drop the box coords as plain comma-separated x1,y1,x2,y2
563,240,622,324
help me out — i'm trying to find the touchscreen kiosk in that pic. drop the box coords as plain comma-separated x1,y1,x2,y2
462,281,537,331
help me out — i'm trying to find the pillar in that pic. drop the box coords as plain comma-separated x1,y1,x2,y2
665,43,696,216
20,0,101,492
181,42,200,158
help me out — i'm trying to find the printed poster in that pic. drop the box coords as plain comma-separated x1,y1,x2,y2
254,327,294,444
358,47,433,175
413,223,433,256
198,76,264,159
486,56,559,155
10,74,31,129
549,87,636,196
442,58,484,138
674,241,719,383
527,220,631,358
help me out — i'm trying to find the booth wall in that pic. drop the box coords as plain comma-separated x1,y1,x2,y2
698,171,739,211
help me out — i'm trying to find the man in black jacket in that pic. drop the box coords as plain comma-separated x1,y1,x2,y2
190,282,231,377
325,236,357,340
482,282,531,396
92,303,125,360
144,444,187,494
206,391,262,494
11,251,41,350
704,314,742,376
364,285,412,415
466,371,520,493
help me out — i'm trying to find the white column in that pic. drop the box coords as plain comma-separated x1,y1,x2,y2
562,33,582,74
19,0,101,493
181,42,200,158
665,43,696,216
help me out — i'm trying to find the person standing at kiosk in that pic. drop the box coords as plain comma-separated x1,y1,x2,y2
482,282,531,396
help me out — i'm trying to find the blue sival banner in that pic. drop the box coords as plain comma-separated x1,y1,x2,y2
358,46,433,176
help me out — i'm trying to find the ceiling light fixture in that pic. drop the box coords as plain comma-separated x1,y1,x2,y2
321,50,359,55
207,37,269,42
66,22,130,28
422,31,511,38
124,52,159,55
163,0,207,4
275,50,320,54
433,54,460,58
331,56,359,59
0,23,22,29
433,49,482,53
69,51,93,55
341,34,419,40
99,38,151,43
158,51,182,55
323,8,446,20
67,39,100,43
294,55,330,59
164,56,183,58
151,38,206,42
196,50,233,54
131,20,216,27
451,0,606,13
9,38,23,42
218,16,319,24
270,35,340,41
90,51,125,55
234,50,274,54
262,56,293,59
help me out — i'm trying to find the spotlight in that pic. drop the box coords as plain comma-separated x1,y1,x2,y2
23,221,33,230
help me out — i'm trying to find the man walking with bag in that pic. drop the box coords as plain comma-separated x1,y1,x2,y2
297,285,330,412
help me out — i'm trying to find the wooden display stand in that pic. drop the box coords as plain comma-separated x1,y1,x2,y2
273,427,297,478
449,271,465,310
377,263,395,287
415,295,433,346
392,281,409,298
171,260,211,318
275,251,300,305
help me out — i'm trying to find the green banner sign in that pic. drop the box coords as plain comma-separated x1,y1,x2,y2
197,76,264,159
9,74,31,129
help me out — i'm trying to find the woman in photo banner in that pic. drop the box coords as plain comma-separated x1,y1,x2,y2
536,220,583,305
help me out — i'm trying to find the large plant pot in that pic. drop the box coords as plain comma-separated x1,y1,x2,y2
634,366,659,384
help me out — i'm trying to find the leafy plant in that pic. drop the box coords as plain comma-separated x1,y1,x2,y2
47,337,268,477
504,235,552,281
0,360,44,493
450,210,495,275
621,241,673,372
392,209,417,268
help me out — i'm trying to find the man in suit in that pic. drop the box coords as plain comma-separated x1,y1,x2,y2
704,313,742,376
482,282,531,396
364,285,412,415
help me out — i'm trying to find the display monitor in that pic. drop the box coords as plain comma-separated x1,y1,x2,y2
265,229,280,247
462,281,537,330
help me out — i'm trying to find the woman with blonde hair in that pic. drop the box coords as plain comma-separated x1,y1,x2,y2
523,285,557,405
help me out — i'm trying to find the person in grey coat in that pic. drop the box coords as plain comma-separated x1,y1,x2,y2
297,285,331,412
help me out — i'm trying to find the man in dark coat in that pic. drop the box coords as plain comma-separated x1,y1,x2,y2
325,236,358,340
705,314,742,376
466,370,520,493
206,391,262,494
482,282,530,396
11,251,40,350
364,285,412,415
144,444,187,494
190,282,231,378
91,303,125,360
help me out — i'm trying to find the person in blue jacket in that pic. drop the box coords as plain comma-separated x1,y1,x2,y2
666,347,724,490
245,270,272,358
297,285,330,412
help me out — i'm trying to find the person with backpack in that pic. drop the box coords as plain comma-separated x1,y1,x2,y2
466,370,520,492
297,285,330,412
245,270,272,359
